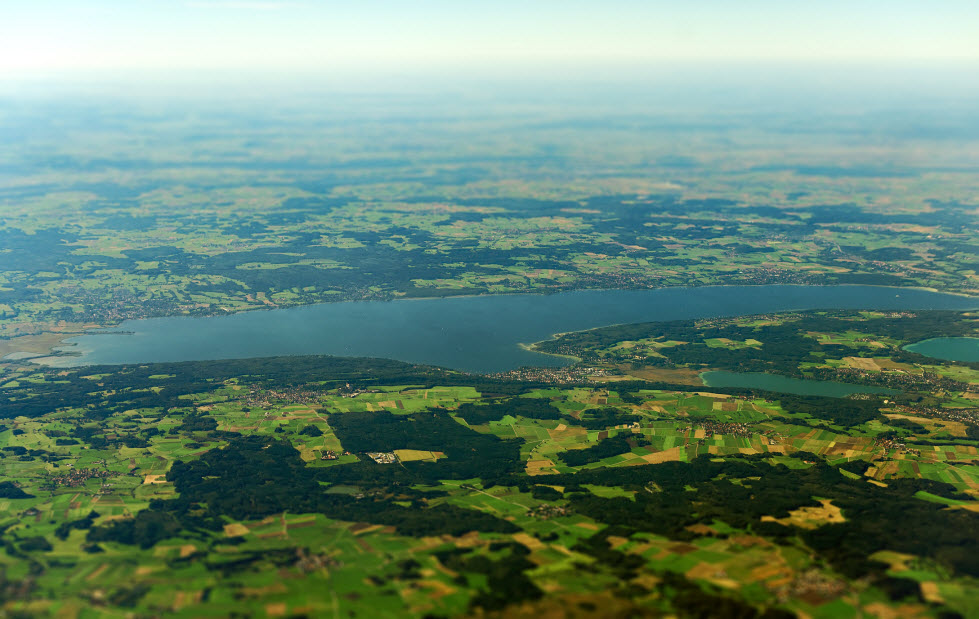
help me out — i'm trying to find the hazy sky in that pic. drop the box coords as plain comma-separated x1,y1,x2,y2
2,1,977,78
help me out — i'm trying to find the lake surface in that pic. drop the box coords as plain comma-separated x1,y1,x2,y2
904,337,979,363
700,370,898,398
40,285,977,373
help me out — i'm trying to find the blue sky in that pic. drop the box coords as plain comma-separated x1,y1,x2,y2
1,1,977,77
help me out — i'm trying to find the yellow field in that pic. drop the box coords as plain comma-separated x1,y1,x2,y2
526,458,558,475
394,449,444,462
223,523,250,537
761,499,845,530
640,446,683,463
884,413,970,437
843,356,882,371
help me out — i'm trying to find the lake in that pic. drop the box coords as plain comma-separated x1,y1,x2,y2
700,371,897,398
38,285,977,374
904,337,979,363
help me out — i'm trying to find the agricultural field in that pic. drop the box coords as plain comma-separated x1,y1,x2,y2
1,334,978,617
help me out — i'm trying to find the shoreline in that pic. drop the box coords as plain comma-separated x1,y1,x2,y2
516,341,581,364
8,282,978,368
517,293,979,365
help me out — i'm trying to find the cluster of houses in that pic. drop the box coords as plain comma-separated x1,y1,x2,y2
487,366,614,384
366,452,397,464
528,504,571,519
244,386,321,409
337,383,381,398
895,404,978,426
50,466,113,488
873,436,907,451
691,420,754,440
761,430,788,446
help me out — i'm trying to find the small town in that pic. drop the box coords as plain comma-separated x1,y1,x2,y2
486,365,615,384
692,420,755,440
48,467,115,489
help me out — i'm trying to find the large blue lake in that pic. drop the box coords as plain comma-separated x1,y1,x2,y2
41,286,977,373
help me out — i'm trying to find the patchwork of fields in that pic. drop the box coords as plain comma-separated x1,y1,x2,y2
1,316,978,617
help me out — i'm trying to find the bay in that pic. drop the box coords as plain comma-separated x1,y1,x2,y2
904,337,979,363
40,285,977,373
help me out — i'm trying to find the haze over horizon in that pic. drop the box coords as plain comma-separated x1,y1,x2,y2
2,0,978,90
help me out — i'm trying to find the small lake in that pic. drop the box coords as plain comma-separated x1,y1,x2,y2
38,285,977,374
904,337,979,363
700,370,898,398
